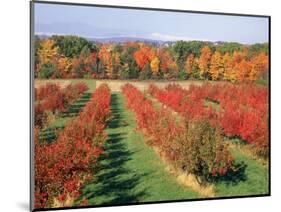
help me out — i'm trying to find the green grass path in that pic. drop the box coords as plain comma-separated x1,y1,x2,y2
215,147,269,197
79,92,198,206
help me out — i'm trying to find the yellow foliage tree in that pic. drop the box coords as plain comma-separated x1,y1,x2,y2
222,52,236,82
113,52,121,74
185,54,194,74
38,39,59,67
98,44,115,78
106,59,114,79
150,57,160,75
57,57,72,74
198,46,212,79
209,51,223,80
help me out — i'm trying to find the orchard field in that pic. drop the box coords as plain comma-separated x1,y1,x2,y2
33,35,269,209
34,78,269,209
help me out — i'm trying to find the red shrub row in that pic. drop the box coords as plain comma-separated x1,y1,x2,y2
35,82,89,128
201,83,268,114
122,83,236,184
187,83,268,152
148,84,217,123
148,82,269,153
34,84,111,208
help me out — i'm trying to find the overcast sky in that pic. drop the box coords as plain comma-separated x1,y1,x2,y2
34,3,269,44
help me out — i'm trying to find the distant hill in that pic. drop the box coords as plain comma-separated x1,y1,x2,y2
36,34,176,46
88,36,178,46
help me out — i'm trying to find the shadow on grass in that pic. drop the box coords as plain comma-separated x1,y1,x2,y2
39,126,64,144
107,94,129,129
210,162,248,186
226,135,248,145
79,93,146,205
61,92,92,118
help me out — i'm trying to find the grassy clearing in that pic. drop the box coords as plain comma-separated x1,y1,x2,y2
35,79,96,90
78,92,198,206
255,79,268,86
95,79,212,92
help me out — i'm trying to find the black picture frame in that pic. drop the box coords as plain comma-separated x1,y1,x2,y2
30,1,271,211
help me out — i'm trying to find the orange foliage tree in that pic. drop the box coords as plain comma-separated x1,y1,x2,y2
251,53,269,79
133,46,155,71
159,49,175,73
234,59,253,82
232,51,245,64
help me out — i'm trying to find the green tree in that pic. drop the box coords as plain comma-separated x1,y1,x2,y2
120,46,139,79
173,41,212,70
248,43,269,58
38,62,56,79
34,36,41,77
178,70,188,80
139,63,152,80
216,42,244,55
52,35,96,58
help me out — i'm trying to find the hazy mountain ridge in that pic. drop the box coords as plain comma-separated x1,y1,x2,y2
36,34,178,46
37,34,228,47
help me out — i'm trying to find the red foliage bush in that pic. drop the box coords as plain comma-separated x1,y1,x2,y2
74,82,89,94
201,83,269,153
35,83,61,101
41,91,66,113
34,84,110,208
148,84,216,121
34,82,89,128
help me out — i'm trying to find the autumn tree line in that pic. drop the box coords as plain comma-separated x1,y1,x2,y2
35,35,269,82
